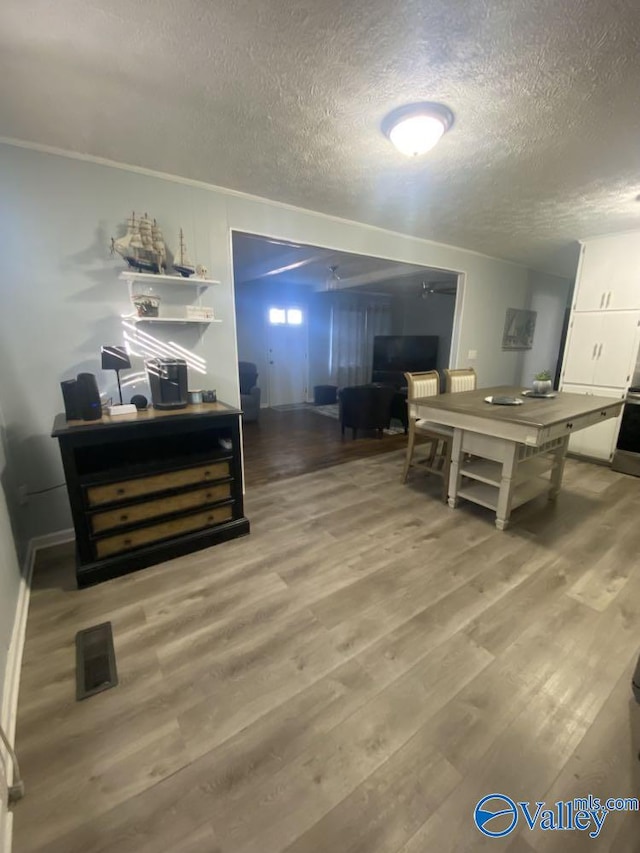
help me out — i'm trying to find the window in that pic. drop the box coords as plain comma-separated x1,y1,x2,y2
268,306,304,325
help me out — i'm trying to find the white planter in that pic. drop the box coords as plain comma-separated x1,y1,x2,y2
532,379,553,394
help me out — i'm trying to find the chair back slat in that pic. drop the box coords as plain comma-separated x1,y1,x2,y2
444,368,477,394
404,370,439,419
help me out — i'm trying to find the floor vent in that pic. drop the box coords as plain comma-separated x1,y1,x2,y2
76,621,118,701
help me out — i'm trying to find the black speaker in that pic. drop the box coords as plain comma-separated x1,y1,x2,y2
130,394,148,410
60,379,80,420
76,373,102,421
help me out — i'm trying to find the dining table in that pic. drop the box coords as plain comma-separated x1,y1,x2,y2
412,385,624,530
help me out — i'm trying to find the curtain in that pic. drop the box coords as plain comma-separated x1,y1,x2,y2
329,297,391,388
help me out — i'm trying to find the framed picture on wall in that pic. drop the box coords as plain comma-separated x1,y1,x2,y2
502,308,537,350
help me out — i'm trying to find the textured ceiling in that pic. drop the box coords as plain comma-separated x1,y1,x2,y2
2,0,640,276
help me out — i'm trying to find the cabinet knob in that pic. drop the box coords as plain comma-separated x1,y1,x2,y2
120,514,129,522
117,487,125,495
204,470,211,478
207,515,214,522
123,538,132,546
566,422,573,430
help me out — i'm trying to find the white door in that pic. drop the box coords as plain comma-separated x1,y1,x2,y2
592,312,640,388
561,313,602,386
267,321,308,407
561,383,625,461
574,244,610,312
576,235,640,312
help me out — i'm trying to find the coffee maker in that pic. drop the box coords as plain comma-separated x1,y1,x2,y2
146,358,188,409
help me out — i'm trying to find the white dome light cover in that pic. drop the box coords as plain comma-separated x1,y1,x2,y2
382,102,454,156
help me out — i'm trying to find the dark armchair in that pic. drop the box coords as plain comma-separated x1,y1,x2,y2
239,361,261,422
338,384,396,439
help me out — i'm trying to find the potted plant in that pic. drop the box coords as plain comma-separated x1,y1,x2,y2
532,369,553,395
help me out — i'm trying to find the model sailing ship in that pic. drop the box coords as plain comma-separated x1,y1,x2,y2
111,212,167,273
111,214,205,278
173,228,196,278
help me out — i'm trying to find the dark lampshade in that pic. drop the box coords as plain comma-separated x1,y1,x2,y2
101,345,131,372
101,345,131,405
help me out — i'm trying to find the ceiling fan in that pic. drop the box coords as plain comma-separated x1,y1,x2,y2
420,280,457,298
326,264,342,290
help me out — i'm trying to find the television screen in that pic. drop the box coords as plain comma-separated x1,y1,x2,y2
372,335,438,386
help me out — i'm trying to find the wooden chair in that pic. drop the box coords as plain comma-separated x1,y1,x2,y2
401,370,453,501
444,367,477,394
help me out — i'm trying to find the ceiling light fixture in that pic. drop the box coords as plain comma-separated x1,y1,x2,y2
382,102,454,157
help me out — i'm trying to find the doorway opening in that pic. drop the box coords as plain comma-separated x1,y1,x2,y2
231,231,462,485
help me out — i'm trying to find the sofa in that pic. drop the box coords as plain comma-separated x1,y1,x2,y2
338,384,397,439
238,361,261,422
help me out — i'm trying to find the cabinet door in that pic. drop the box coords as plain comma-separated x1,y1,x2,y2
574,244,608,312
592,312,640,388
575,236,640,312
561,384,625,461
561,313,602,385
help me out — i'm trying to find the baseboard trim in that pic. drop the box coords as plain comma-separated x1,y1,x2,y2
1,527,74,853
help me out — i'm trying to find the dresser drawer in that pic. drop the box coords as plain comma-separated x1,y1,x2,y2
89,481,232,534
95,504,234,559
86,461,231,507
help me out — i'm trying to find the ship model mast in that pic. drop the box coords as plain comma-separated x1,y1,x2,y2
173,228,196,278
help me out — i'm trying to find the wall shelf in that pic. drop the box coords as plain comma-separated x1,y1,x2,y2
132,316,222,325
118,271,220,287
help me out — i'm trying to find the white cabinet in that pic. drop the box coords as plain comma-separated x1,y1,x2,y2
561,384,625,461
562,314,602,385
562,312,640,388
575,235,640,312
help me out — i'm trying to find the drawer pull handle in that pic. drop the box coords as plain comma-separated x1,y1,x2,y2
120,514,129,522
123,538,132,546
117,487,125,495
206,492,212,499
566,422,573,429
204,471,211,478
207,515,214,522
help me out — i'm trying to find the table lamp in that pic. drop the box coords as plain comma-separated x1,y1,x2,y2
101,345,137,416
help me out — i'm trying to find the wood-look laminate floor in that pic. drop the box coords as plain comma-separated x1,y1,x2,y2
12,453,640,853
242,406,408,487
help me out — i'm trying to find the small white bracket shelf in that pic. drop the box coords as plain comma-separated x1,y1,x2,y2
118,271,220,288
132,316,222,325
118,271,221,325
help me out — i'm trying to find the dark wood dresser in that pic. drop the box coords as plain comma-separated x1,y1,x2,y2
52,402,250,587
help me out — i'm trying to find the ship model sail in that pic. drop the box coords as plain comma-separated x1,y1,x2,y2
110,211,167,273
173,228,196,278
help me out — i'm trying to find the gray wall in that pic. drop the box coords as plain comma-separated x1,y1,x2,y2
0,400,22,720
390,291,457,375
520,270,573,387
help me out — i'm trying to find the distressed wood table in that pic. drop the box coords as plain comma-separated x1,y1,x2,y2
413,386,623,530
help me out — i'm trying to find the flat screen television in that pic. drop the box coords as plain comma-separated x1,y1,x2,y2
372,335,438,387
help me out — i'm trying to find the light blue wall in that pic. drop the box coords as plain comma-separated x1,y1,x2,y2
391,291,457,375
521,270,573,387
0,400,22,723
